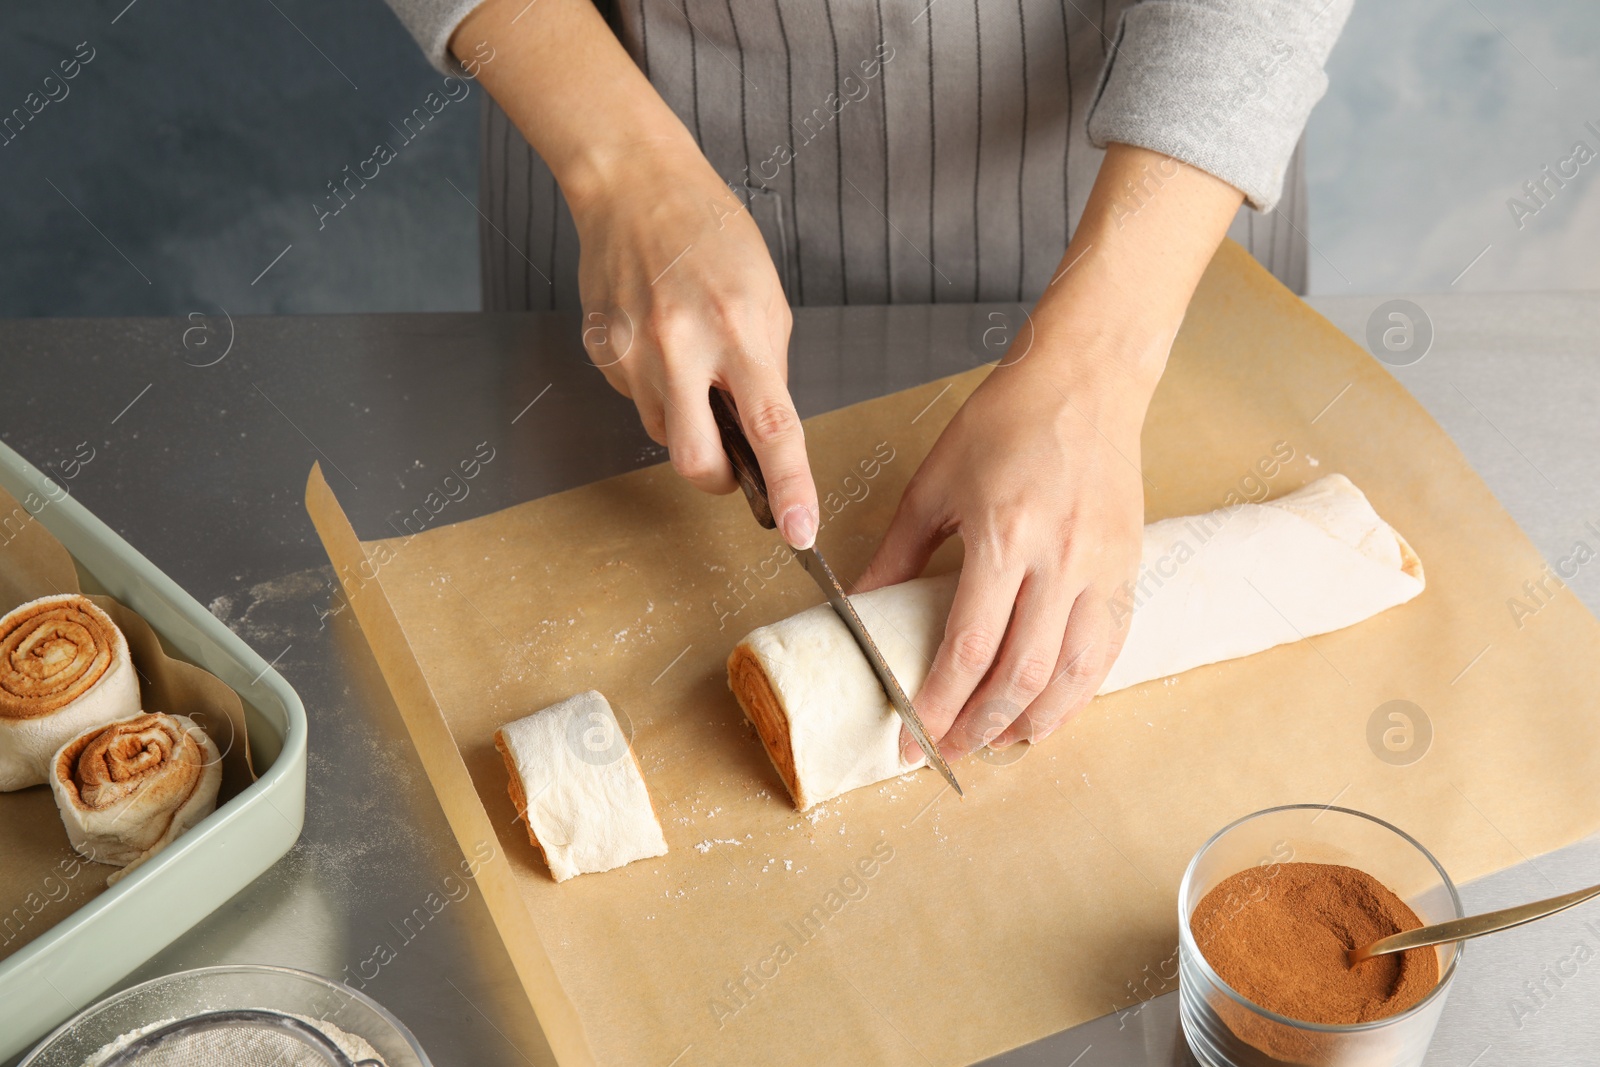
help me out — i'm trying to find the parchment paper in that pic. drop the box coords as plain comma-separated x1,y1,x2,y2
0,485,253,963
306,242,1600,1067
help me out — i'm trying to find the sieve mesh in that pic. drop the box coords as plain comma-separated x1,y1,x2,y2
93,1010,384,1067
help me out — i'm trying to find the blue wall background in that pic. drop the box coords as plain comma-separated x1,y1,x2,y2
0,0,479,317
2,0,1594,317
1309,0,1600,293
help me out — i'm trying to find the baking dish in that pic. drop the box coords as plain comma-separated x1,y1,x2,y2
0,440,307,1061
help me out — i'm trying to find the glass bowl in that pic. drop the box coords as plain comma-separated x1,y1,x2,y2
1178,804,1463,1067
19,964,431,1067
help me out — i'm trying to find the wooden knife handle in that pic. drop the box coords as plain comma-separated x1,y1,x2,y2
709,387,776,530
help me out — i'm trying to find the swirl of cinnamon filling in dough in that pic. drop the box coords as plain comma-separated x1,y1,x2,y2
0,594,141,790
51,711,222,883
0,594,122,717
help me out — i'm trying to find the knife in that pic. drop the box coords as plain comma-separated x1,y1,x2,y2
708,387,963,796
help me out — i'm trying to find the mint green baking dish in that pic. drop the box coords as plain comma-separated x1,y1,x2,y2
0,439,307,1061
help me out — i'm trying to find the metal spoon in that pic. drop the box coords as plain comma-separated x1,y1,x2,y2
1347,881,1600,965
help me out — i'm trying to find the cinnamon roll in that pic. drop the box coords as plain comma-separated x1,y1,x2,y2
0,593,141,790
50,711,222,884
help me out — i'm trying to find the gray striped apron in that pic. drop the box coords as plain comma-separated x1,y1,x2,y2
477,0,1307,313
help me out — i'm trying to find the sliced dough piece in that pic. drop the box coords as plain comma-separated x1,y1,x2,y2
729,474,1425,810
729,577,953,811
0,593,142,791
51,711,222,886
494,690,668,882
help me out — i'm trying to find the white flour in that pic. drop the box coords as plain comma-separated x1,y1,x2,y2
82,1011,387,1066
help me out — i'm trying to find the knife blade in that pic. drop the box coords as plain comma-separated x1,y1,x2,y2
791,545,963,793
708,387,963,795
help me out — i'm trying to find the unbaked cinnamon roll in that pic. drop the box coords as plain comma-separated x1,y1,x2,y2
50,711,222,884
0,594,141,790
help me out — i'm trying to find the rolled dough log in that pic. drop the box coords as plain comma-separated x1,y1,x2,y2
728,474,1425,810
494,690,669,882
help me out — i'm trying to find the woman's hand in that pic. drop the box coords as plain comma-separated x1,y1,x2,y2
454,0,819,548
858,142,1246,761
857,324,1160,761
568,145,819,549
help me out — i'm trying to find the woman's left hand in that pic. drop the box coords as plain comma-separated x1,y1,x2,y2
855,319,1162,762
856,142,1245,763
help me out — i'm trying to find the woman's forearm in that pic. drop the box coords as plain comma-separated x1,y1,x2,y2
1032,142,1246,395
450,0,820,549
450,0,705,208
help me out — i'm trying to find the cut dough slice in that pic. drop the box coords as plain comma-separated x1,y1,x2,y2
494,690,668,882
51,711,222,886
729,474,1425,810
0,593,141,791
729,577,954,812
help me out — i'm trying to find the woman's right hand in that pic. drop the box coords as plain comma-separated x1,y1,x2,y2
452,0,819,549
567,144,821,550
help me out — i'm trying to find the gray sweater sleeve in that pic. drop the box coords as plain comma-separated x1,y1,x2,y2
1087,0,1353,212
384,0,486,73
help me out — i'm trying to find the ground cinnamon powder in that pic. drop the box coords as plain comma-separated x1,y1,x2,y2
1191,861,1440,1026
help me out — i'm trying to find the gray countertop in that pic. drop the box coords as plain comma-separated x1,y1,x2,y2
2,290,1596,1066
